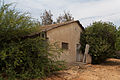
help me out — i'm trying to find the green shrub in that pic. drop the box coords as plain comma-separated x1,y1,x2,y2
115,27,120,58
80,21,117,64
116,27,120,51
0,3,64,79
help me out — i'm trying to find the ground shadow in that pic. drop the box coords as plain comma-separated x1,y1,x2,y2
100,58,120,66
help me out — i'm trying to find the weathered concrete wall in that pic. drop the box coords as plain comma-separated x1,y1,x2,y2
46,22,83,63
86,54,92,64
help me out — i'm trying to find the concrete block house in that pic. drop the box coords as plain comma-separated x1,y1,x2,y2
32,20,84,63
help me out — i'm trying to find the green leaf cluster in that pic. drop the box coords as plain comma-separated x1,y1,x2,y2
81,21,117,64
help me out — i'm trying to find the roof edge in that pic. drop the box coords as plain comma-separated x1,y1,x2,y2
42,20,84,32
74,20,84,31
23,20,84,39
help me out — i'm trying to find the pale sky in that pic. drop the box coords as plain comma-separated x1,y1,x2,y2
5,0,120,27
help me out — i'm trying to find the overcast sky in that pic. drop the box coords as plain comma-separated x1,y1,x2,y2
6,0,120,27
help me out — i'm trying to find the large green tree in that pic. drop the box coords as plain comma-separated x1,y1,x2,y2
80,21,117,64
0,3,64,80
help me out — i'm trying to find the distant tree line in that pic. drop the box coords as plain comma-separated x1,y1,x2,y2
40,10,74,25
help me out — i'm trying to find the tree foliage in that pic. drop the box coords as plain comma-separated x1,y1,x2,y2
40,10,53,25
0,3,64,79
116,27,120,51
115,26,120,58
40,10,74,25
80,21,117,64
56,11,74,23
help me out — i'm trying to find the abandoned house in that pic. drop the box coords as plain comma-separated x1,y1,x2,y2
29,20,84,63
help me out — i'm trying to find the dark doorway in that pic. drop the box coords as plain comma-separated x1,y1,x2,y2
76,44,81,62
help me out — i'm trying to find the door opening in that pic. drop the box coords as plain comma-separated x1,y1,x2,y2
76,44,81,62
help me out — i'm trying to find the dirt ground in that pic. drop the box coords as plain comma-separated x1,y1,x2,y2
45,58,120,80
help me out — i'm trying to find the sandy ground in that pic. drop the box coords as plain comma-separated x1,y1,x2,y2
45,58,120,80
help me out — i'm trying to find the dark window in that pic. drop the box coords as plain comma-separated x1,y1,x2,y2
62,42,68,50
40,32,46,38
42,33,45,38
